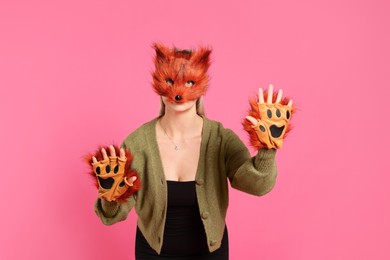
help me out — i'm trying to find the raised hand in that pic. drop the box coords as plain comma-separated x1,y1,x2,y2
86,145,140,203
244,84,294,149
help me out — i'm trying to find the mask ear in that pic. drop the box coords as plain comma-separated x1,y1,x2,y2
153,43,171,63
191,48,212,68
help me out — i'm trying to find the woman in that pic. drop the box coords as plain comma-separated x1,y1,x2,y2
89,43,294,259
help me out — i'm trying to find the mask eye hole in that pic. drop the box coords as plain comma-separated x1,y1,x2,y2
185,80,195,87
165,78,174,86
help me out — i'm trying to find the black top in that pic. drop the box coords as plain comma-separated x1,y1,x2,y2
135,181,228,259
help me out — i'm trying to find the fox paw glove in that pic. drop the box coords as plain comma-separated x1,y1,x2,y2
243,92,294,149
85,145,141,203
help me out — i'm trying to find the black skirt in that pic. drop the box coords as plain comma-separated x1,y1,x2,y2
135,181,229,259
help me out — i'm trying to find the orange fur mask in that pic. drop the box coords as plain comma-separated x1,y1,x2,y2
152,43,212,103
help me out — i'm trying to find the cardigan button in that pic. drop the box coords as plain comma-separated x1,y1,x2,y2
196,179,204,185
210,240,217,246
201,212,209,219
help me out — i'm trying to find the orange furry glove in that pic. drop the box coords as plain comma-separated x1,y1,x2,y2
243,85,294,149
85,145,141,203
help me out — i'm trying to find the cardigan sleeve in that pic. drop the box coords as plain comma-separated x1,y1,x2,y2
94,196,136,225
225,129,278,196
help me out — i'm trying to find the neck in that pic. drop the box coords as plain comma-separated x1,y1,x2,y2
159,109,203,139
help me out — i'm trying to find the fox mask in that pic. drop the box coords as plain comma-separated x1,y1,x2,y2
152,43,212,103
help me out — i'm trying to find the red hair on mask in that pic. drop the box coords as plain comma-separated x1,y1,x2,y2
152,43,212,103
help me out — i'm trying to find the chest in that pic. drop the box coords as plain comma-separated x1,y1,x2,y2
157,137,202,182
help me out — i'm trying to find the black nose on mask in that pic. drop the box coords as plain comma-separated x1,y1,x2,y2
175,95,182,101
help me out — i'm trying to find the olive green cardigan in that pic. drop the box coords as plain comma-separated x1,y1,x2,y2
94,117,277,254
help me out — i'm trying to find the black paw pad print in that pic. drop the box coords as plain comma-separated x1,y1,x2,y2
265,109,287,138
95,163,120,190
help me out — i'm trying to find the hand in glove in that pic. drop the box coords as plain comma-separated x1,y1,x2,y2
85,145,141,203
243,84,294,149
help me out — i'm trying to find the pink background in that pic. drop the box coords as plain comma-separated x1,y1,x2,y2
1,0,389,259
